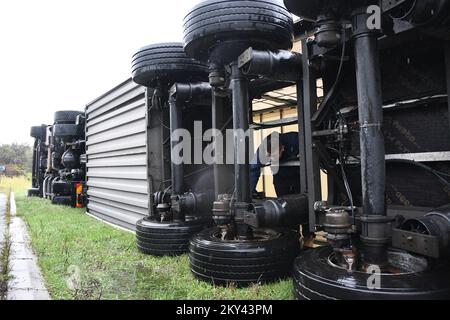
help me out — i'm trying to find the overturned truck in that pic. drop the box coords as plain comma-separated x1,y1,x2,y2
84,0,450,299
29,110,87,208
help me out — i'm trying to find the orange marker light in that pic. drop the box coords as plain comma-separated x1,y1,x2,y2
76,183,84,208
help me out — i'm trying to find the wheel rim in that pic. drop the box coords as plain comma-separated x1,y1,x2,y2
326,250,429,275
209,228,282,243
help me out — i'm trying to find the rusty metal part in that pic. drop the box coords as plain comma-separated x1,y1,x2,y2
212,194,233,226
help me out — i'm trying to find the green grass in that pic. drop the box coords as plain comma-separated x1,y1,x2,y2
7,177,293,300
0,175,31,198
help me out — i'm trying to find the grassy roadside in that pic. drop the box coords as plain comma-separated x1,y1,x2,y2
0,235,10,300
5,177,294,300
0,176,24,299
0,191,12,300
0,175,31,198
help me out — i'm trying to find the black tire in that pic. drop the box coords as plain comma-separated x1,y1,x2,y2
30,126,45,139
183,0,294,63
189,227,300,286
54,111,83,124
131,43,208,87
27,188,40,197
293,246,450,300
52,196,72,206
53,124,79,137
283,0,321,21
136,217,211,256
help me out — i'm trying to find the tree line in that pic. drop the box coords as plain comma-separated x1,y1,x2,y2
0,143,33,175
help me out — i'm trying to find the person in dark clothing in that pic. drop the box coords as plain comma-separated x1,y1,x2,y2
250,131,301,197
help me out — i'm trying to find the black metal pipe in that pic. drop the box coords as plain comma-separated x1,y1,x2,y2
178,191,216,217
212,90,229,198
169,96,184,195
168,82,212,196
446,42,450,135
212,91,221,199
238,48,303,81
354,36,385,217
301,40,321,232
32,139,38,187
353,9,388,265
47,136,53,173
170,82,212,106
249,194,309,228
230,63,251,204
145,89,156,217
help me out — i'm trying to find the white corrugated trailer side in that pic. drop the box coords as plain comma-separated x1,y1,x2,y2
85,79,148,230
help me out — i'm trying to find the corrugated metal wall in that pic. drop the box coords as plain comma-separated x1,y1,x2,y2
85,78,148,230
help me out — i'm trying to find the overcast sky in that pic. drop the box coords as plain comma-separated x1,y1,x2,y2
0,0,200,145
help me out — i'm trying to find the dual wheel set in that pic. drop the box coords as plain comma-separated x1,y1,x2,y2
137,217,300,286
132,0,450,298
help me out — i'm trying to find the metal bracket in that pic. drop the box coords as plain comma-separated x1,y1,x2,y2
244,211,260,229
381,0,409,12
445,42,450,136
392,228,440,258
